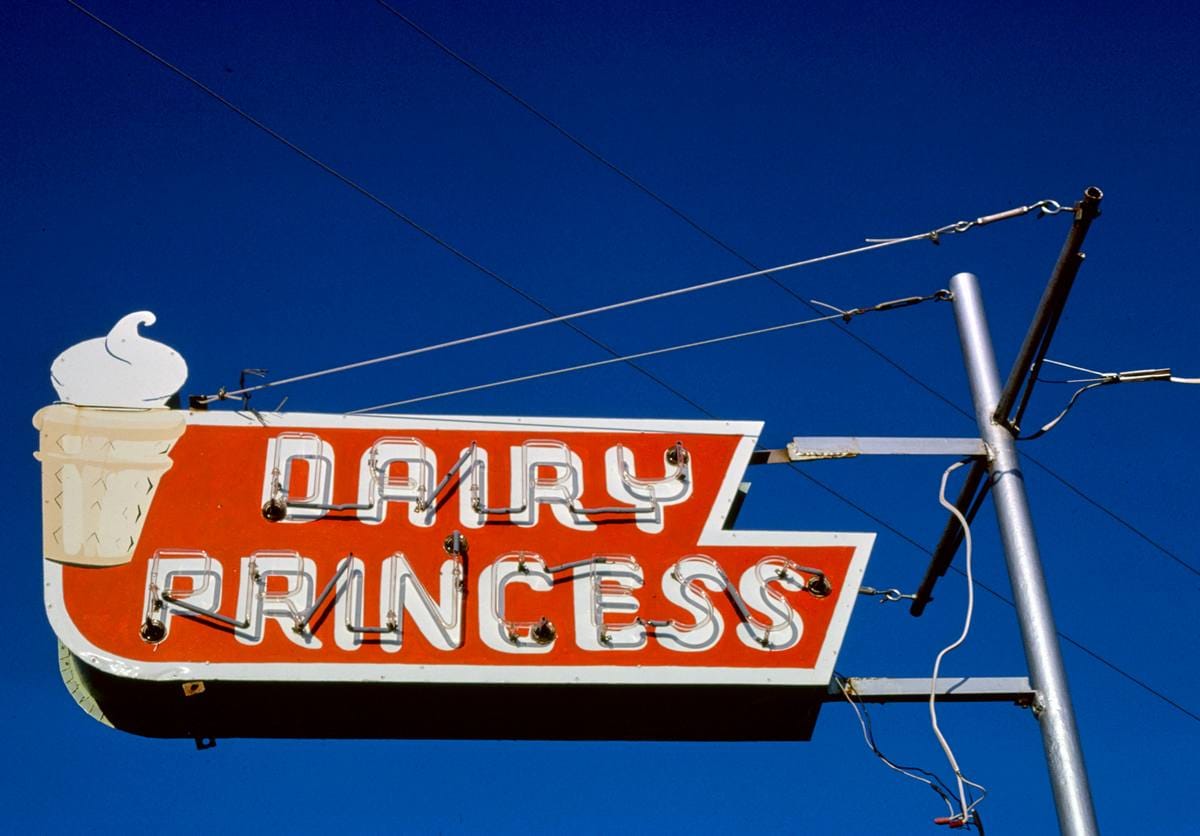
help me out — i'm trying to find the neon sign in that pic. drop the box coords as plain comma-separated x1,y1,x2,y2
33,315,863,738
40,409,873,739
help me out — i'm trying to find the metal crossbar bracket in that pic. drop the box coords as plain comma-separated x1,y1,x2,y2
995,186,1103,433
751,436,986,465
827,676,1035,705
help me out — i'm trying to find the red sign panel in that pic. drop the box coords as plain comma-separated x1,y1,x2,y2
39,407,873,739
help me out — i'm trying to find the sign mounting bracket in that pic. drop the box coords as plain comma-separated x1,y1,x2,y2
827,676,1035,706
750,436,988,465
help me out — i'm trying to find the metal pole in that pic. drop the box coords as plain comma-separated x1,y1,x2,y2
949,272,1099,835
909,457,989,617
994,186,1103,431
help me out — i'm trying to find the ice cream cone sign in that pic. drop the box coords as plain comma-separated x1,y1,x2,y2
34,313,188,566
51,311,187,408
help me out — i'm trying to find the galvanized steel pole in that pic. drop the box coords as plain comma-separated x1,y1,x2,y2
950,272,1099,835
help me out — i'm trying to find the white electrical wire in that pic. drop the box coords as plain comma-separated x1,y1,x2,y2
201,231,946,404
1023,360,1197,440
348,290,948,413
931,460,988,824
1040,358,1106,379
347,309,845,413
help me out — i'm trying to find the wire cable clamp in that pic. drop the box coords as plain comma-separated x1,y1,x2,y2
1021,359,1183,440
810,289,952,323
867,199,1070,245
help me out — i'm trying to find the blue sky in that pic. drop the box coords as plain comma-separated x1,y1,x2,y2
5,0,1197,832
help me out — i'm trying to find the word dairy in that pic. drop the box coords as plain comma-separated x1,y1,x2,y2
261,432,694,533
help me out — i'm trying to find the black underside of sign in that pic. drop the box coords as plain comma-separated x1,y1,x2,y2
66,652,822,741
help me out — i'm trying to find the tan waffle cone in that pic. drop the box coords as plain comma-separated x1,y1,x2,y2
33,405,187,566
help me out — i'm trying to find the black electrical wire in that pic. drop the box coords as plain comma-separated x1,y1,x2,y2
67,0,1199,728
834,673,961,811
367,3,1200,587
1019,381,1111,440
62,0,714,418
